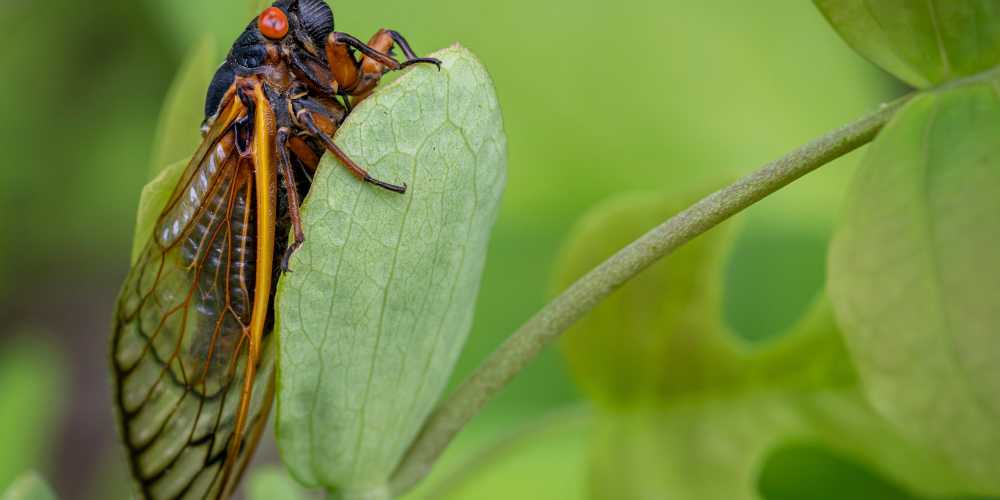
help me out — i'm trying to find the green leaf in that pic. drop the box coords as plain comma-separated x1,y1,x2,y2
0,472,58,500
813,0,1000,88
829,85,1000,492
274,45,507,497
552,186,739,409
552,187,855,410
759,446,922,500
247,466,315,500
147,35,215,181
0,334,66,493
589,390,971,500
553,187,977,498
130,157,189,265
723,224,830,343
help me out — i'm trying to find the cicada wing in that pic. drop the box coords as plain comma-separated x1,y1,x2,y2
111,97,276,500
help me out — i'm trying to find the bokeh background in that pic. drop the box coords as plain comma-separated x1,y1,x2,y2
0,0,914,498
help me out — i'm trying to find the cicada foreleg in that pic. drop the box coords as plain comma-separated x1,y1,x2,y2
347,29,424,106
325,30,441,102
387,30,420,61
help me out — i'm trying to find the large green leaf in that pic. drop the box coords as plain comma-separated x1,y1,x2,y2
553,188,978,499
829,86,1000,492
553,187,740,409
589,390,970,500
552,187,855,410
0,473,57,500
274,45,507,497
401,395,963,500
813,0,1000,88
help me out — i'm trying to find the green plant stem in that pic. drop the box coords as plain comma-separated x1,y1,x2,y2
389,93,914,496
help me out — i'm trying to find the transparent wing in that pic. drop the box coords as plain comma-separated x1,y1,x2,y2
111,99,275,500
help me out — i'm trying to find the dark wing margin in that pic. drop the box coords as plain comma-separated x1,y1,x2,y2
111,87,278,500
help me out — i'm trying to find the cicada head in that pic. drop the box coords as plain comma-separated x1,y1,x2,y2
222,0,337,71
264,0,334,53
202,0,336,133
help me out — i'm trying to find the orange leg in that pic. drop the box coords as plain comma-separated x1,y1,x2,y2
348,29,426,106
325,30,440,95
347,29,396,106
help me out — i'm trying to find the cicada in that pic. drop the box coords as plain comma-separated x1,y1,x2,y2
109,1,440,498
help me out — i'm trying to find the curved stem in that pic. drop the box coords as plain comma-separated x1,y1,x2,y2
389,93,914,496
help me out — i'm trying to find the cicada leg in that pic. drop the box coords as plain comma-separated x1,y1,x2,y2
387,30,420,60
348,29,419,106
296,107,407,194
277,128,308,274
325,30,440,99
284,132,320,173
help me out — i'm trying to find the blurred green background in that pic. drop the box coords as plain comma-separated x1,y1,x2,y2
0,0,914,498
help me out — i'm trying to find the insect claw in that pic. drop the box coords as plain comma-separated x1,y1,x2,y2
400,57,442,71
281,241,303,274
364,175,407,194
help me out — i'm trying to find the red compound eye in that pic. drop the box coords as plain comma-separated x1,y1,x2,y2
259,7,289,39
